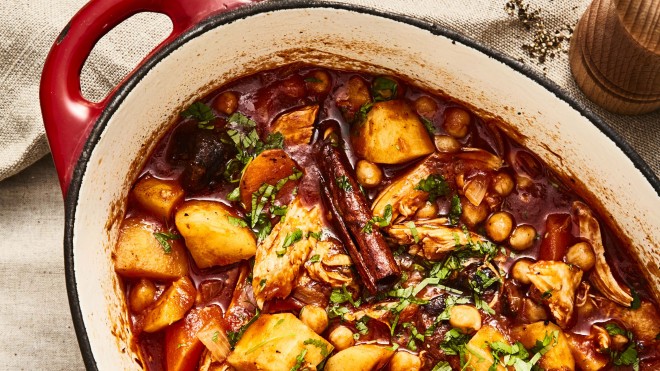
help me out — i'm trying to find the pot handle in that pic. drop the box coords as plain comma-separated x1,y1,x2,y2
40,0,255,196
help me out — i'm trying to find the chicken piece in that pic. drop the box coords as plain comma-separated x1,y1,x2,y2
455,147,504,171
305,239,355,288
388,218,487,260
372,153,449,221
594,295,660,342
270,105,319,145
526,261,583,328
252,197,323,308
573,201,633,307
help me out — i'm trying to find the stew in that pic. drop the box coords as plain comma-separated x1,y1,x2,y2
114,65,660,371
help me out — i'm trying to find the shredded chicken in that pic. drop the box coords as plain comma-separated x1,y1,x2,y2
455,147,504,171
593,295,660,342
526,261,583,328
305,239,354,288
573,201,633,307
371,153,445,221
252,197,323,308
388,218,486,260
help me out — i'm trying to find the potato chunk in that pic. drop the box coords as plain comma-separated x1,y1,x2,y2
175,200,257,268
114,218,188,280
143,277,196,333
352,100,434,164
132,176,184,220
465,325,508,371
324,344,394,371
239,149,300,210
227,313,333,371
511,321,575,371
270,105,318,145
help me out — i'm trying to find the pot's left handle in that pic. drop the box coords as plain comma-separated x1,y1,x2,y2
40,0,255,197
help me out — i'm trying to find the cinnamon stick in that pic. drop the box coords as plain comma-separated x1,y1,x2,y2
315,130,400,293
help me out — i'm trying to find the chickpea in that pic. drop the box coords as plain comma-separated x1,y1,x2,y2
414,96,438,118
356,160,383,188
328,325,355,351
492,172,514,197
486,211,514,242
416,202,438,219
443,108,471,138
449,305,482,333
214,91,238,115
460,197,488,227
511,259,533,285
129,279,157,313
565,242,596,271
299,305,328,334
389,351,422,371
509,224,537,251
347,76,370,110
433,135,461,153
307,70,331,94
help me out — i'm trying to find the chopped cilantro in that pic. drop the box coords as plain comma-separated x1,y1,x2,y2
290,348,308,371
421,116,436,135
371,76,398,102
227,308,261,348
406,221,420,243
277,229,303,257
227,112,257,128
303,338,330,357
330,284,358,307
212,331,219,343
227,215,248,227
181,101,216,129
355,102,373,124
431,361,452,371
415,174,450,202
307,230,322,240
153,232,180,254
449,194,462,225
362,204,393,233
227,187,241,201
308,254,321,264
440,328,471,366
335,175,352,192
355,316,370,335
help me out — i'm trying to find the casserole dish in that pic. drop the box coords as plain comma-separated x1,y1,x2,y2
40,0,660,369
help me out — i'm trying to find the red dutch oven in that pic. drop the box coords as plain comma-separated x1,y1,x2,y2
40,0,660,369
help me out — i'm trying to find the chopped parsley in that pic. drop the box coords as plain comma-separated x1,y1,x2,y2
371,76,398,102
226,187,241,201
354,102,374,124
153,232,180,254
440,328,471,366
181,101,216,129
606,323,639,370
277,228,303,257
303,338,330,358
421,116,436,135
431,361,452,371
415,174,450,202
247,169,303,240
290,348,308,371
329,284,359,307
307,230,322,240
335,175,352,192
355,316,370,335
308,254,321,264
227,215,248,227
362,204,393,233
406,221,420,243
449,194,462,225
227,308,261,348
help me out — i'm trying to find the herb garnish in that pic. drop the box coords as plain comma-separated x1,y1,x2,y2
277,228,303,257
227,215,248,228
449,195,462,225
153,232,180,254
354,102,374,124
182,101,216,129
421,116,436,135
290,348,308,371
308,254,321,264
227,308,261,348
406,221,420,243
605,323,639,370
335,175,352,192
303,338,330,357
415,174,450,202
362,204,392,233
371,76,398,102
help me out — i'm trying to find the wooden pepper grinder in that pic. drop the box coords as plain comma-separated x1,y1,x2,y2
569,0,660,115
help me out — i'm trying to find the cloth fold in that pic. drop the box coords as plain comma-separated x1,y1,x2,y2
0,0,657,183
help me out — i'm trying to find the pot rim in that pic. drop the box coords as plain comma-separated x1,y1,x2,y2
61,1,660,369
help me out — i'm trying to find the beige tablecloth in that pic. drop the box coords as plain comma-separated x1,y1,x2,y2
0,0,657,370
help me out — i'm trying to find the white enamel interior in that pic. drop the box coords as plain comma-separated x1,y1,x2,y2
71,7,660,370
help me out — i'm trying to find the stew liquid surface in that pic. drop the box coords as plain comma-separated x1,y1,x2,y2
114,65,660,371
